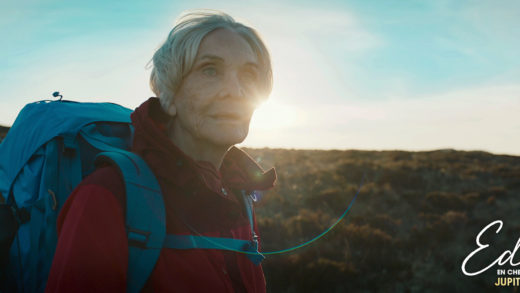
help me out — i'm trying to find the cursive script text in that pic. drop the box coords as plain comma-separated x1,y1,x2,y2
462,220,520,276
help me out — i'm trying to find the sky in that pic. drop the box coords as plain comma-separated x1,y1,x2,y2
1,0,519,155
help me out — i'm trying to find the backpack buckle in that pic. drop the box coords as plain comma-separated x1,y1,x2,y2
242,237,265,265
127,227,151,247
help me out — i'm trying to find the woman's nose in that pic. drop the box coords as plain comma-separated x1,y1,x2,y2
222,72,246,100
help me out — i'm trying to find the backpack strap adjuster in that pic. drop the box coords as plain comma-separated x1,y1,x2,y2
127,227,151,246
47,189,57,211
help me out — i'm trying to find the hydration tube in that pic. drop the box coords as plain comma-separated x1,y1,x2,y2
188,173,366,257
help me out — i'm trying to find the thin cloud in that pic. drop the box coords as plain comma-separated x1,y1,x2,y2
245,83,520,155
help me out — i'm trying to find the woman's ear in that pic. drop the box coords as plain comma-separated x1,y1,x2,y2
160,94,177,117
166,102,177,117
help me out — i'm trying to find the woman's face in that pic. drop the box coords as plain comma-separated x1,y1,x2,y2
171,28,261,148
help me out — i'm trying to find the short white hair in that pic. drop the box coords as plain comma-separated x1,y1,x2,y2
150,10,273,110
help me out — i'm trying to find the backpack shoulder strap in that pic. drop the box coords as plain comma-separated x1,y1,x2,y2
95,151,166,293
162,190,265,265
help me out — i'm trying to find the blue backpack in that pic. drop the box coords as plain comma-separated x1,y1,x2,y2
0,99,263,293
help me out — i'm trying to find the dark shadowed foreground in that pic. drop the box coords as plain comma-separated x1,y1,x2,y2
244,148,520,293
2,125,519,292
0,126,8,143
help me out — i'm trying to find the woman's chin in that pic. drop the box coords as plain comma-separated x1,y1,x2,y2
203,126,249,147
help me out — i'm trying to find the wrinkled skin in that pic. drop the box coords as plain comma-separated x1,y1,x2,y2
167,28,261,164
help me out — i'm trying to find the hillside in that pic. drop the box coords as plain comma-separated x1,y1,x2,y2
0,126,8,142
243,148,520,292
2,124,519,292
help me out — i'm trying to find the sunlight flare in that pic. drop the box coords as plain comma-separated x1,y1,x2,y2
250,94,304,131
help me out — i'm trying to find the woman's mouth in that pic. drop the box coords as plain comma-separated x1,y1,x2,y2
211,113,244,120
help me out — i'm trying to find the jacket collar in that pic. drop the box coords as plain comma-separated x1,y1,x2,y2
130,98,276,195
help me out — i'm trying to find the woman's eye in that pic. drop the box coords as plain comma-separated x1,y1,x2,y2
202,67,217,76
242,70,258,82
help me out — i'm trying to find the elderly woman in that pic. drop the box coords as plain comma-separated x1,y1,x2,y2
46,11,276,293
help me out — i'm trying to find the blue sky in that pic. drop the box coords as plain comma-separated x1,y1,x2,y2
1,0,519,155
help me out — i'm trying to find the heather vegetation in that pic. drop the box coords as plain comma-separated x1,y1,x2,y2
2,125,519,292
0,126,8,143
244,148,520,292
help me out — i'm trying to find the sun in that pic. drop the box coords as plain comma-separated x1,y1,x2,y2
249,93,303,132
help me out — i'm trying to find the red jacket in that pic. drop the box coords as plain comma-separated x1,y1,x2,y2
45,98,276,292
